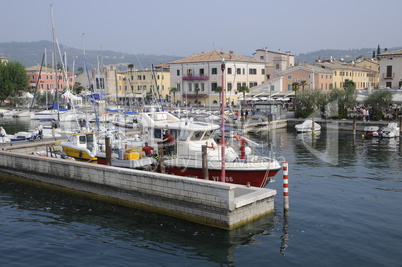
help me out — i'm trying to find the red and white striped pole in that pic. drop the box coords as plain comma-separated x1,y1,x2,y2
283,162,289,211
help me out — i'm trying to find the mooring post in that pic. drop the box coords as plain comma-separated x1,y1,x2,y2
353,115,357,136
202,145,208,180
105,136,111,166
283,162,289,211
158,143,165,174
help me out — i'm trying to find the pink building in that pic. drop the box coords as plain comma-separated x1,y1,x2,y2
26,65,73,92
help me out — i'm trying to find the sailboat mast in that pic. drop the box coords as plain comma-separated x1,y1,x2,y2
50,4,60,121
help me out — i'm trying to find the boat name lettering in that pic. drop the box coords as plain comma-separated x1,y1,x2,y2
212,176,234,182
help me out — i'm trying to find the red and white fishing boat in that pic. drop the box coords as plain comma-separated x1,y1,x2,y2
137,110,281,187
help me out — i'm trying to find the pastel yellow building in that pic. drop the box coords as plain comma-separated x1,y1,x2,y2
315,60,374,89
115,64,171,104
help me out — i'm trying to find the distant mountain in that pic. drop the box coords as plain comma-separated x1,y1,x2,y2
2,41,402,71
0,40,182,72
296,46,402,64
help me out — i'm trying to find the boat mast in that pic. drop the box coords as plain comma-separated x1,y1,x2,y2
50,4,60,121
220,59,226,182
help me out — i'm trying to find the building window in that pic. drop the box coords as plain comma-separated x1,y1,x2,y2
261,69,265,75
177,83,181,91
249,68,257,75
227,83,232,91
287,75,292,80
237,83,241,90
386,66,392,78
212,68,217,75
188,83,192,91
249,82,257,88
242,68,245,75
227,68,232,74
177,70,180,76
287,84,292,91
211,82,218,91
137,75,142,80
386,81,392,88
143,75,146,80
260,56,264,60
201,83,205,91
200,69,204,76
236,68,241,74
276,64,280,69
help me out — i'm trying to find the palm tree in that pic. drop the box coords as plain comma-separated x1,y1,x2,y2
194,87,200,105
292,82,300,117
215,86,222,105
170,87,178,105
238,85,249,107
300,80,307,91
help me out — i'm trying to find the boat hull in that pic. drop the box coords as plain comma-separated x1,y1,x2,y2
165,158,281,188
61,145,97,162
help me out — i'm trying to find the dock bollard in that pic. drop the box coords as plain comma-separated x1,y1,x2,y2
283,162,289,211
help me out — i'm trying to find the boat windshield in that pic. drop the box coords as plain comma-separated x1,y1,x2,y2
201,130,213,141
190,131,204,141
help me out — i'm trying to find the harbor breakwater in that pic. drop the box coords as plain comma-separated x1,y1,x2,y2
0,146,276,230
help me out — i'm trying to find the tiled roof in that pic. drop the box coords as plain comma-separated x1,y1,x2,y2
169,50,260,64
378,49,402,56
26,65,56,72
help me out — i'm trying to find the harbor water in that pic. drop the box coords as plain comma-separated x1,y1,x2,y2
1,117,401,266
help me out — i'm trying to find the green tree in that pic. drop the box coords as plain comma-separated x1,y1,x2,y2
169,87,178,104
295,89,326,118
194,87,200,104
0,61,29,101
328,82,357,119
73,82,85,94
300,80,307,91
238,85,249,107
364,90,393,120
377,44,381,57
215,86,222,105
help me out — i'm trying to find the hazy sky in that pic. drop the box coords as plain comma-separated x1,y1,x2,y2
2,0,402,57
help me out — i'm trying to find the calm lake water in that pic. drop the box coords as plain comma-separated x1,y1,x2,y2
1,117,402,266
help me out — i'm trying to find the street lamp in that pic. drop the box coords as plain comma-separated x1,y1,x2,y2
220,59,226,183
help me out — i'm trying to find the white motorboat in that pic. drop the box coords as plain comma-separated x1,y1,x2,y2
374,123,400,138
295,119,321,133
137,111,281,188
363,126,379,137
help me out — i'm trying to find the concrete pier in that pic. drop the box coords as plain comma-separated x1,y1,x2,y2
0,144,276,230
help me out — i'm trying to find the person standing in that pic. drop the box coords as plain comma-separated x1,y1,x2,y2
85,120,91,132
245,110,249,121
366,109,370,121
0,126,7,143
362,108,366,121
161,130,175,155
38,123,43,137
51,120,57,140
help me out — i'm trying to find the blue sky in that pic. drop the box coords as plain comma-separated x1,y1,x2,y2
2,0,402,57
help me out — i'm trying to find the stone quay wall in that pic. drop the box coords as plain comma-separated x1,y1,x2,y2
0,150,276,230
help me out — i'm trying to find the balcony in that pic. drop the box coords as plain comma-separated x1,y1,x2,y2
182,74,209,81
383,73,394,79
182,93,208,99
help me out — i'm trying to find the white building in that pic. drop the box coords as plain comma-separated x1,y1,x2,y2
169,50,266,105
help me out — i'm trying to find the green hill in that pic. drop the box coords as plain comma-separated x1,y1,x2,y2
0,40,181,72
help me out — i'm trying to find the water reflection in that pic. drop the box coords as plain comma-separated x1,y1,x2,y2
0,175,279,265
